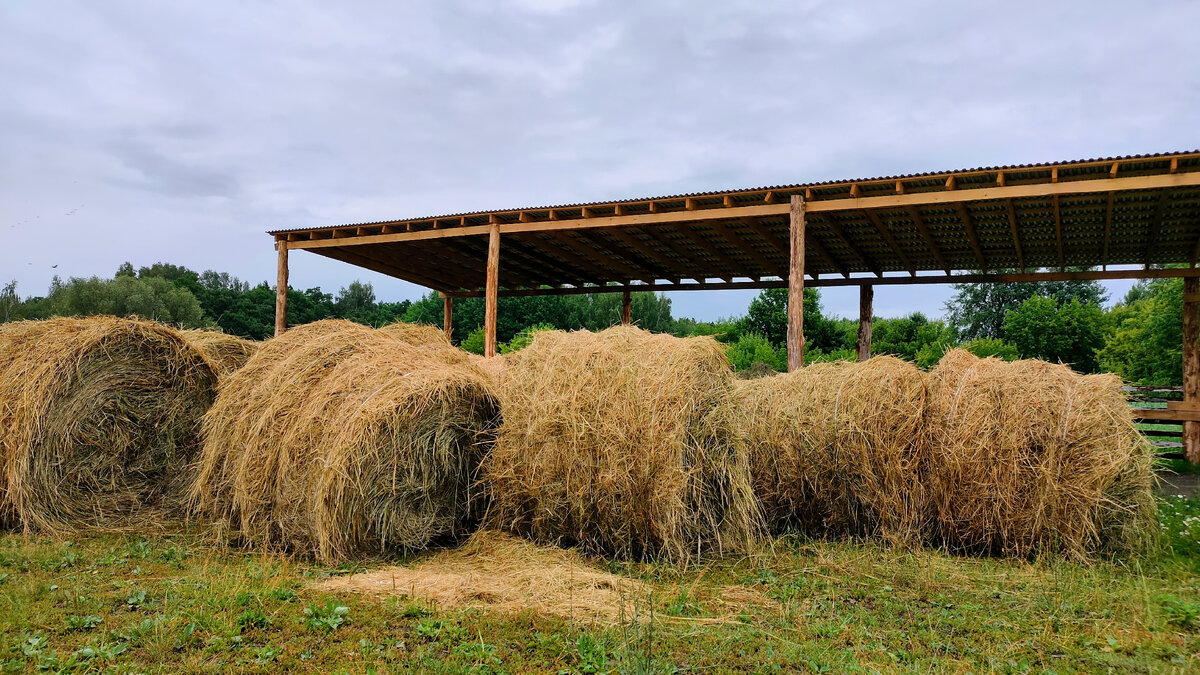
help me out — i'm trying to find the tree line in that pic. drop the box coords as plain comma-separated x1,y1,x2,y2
0,262,1187,386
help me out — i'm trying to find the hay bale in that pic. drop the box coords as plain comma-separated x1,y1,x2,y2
483,325,759,563
736,356,928,544
189,320,499,561
926,350,1155,557
0,317,217,533
180,329,259,376
379,321,452,348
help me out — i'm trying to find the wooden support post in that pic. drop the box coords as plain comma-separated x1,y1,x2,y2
1185,276,1200,463
440,292,453,342
621,289,632,325
274,241,288,337
484,223,500,358
787,195,807,371
856,284,873,362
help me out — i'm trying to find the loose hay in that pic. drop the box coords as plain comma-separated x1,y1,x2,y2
379,321,452,349
484,325,759,563
926,350,1155,558
0,317,217,534
319,530,647,623
189,320,499,561
180,329,259,376
736,356,929,545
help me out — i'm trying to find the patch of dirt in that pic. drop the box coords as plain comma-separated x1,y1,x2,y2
318,530,649,624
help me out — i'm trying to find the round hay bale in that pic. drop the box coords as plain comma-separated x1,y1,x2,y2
189,320,499,561
379,321,452,348
179,329,259,377
483,325,760,563
0,317,218,534
926,350,1155,558
736,356,928,544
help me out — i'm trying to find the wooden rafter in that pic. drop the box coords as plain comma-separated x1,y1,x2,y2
356,244,480,290
1145,189,1169,268
862,209,915,276
955,203,988,272
575,230,658,283
821,212,881,276
320,246,452,291
682,223,744,280
1102,191,1115,270
1004,198,1026,273
534,233,627,285
905,206,949,275
741,216,819,279
706,220,776,277
595,228,678,282
549,232,647,283
449,236,561,289
502,237,594,287
639,227,717,282
1054,195,1064,272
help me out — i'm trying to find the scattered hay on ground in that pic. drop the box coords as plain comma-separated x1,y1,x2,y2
926,350,1156,558
484,325,760,564
0,317,217,534
180,329,259,376
189,320,499,562
736,356,928,545
319,530,647,623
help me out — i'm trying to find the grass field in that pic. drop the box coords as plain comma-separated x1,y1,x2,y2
2,499,1200,673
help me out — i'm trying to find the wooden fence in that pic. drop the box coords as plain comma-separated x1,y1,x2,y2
1128,386,1186,460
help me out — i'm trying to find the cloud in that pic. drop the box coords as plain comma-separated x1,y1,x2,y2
1,0,1197,319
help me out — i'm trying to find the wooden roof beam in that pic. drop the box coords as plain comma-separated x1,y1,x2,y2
741,215,821,279
1004,198,1026,273
955,203,988,273
549,231,650,284
679,224,745,281
821,212,881,276
1145,189,1169,269
639,227,726,283
1102,191,1115,270
862,209,916,276
707,220,777,277
600,228,681,282
322,246,457,291
1054,195,1065,272
501,237,598,287
905,206,950,275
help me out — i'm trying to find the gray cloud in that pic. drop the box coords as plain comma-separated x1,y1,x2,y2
1,0,1197,320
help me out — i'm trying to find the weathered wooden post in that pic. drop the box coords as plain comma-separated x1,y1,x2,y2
856,284,873,361
484,222,500,358
274,240,288,337
787,195,806,371
1185,276,1199,462
621,289,632,325
440,292,453,343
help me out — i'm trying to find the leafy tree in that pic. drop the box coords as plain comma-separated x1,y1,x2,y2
872,313,953,362
725,333,785,372
461,327,486,355
334,281,377,323
944,271,1107,340
500,323,555,354
737,288,848,354
1,281,20,322
1098,278,1183,385
1002,296,1106,372
33,275,208,327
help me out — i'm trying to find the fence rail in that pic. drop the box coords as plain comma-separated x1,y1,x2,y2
1127,385,1186,460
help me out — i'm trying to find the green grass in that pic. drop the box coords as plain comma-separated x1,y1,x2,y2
2,501,1200,673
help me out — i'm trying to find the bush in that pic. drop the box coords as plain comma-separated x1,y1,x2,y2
500,323,555,354
725,333,784,372
461,327,486,355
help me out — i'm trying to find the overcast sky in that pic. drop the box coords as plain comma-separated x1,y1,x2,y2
3,1,1198,321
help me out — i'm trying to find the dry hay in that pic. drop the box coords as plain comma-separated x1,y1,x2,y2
484,325,759,563
926,350,1155,558
319,530,647,624
736,356,928,545
0,317,217,534
379,321,452,349
179,329,259,376
189,319,499,561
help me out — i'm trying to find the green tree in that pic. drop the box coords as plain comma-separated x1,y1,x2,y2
1098,278,1183,385
334,281,377,322
944,271,1107,340
737,288,847,354
38,275,207,327
1,281,20,322
1001,295,1106,372
725,333,786,372
872,313,953,362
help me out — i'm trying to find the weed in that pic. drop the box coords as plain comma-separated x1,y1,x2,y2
303,600,350,631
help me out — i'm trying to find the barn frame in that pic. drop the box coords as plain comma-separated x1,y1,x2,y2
269,150,1200,459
